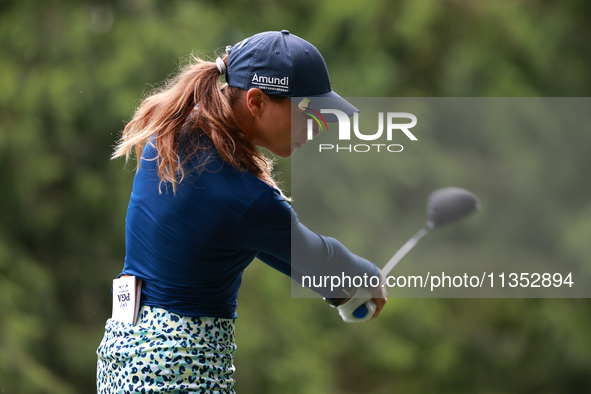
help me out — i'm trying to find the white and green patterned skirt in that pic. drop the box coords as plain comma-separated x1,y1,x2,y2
97,305,236,393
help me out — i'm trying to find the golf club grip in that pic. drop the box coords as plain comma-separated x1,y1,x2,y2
337,288,376,323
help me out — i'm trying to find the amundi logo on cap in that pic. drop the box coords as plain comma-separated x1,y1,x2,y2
251,73,290,93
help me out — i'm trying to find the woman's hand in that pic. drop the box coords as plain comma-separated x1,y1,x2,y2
368,269,388,321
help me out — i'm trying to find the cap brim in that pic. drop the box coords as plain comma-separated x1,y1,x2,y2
291,92,359,123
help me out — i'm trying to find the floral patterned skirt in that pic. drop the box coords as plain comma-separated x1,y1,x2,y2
97,305,236,393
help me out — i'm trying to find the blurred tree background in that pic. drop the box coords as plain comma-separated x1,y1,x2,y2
0,0,590,393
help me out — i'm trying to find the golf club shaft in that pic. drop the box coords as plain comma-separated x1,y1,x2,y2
338,227,430,323
381,227,429,277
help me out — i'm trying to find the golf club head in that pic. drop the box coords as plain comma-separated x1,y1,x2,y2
426,187,480,230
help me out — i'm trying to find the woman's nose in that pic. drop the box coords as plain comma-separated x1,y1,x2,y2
312,123,321,137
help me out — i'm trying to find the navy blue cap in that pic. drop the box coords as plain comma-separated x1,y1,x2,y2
226,30,358,117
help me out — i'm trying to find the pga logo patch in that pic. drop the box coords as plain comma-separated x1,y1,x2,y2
306,109,418,153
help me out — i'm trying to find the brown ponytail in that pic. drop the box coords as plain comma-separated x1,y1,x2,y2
112,53,284,195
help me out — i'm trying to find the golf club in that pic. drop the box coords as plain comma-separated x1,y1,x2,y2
337,187,481,323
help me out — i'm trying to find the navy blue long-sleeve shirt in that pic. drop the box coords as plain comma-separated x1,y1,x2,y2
120,137,378,318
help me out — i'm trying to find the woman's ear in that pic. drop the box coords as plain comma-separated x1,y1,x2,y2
245,88,266,117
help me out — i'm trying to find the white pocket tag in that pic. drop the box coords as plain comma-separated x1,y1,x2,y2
111,275,142,324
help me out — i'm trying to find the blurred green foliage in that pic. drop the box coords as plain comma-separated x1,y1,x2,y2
0,0,590,393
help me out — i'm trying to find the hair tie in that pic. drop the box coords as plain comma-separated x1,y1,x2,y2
215,57,227,75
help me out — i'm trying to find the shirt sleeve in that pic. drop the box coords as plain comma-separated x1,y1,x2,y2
256,251,303,282
235,187,379,297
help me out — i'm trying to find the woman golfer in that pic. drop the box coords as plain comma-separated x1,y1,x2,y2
97,30,387,393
